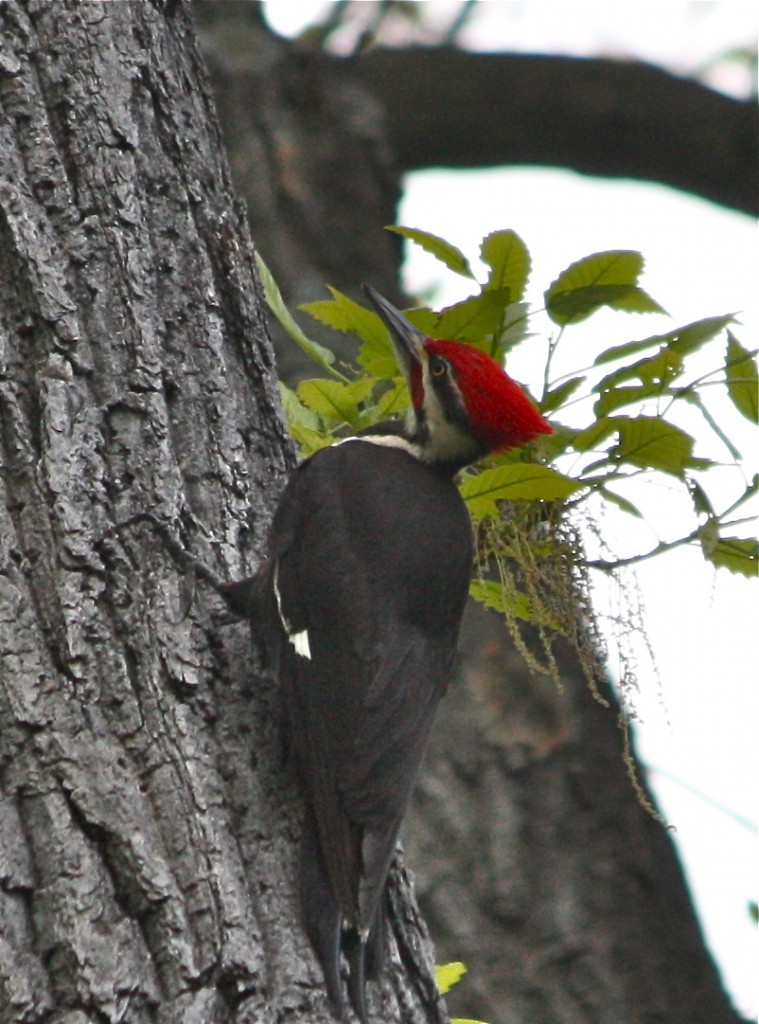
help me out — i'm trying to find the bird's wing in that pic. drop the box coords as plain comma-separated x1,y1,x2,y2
276,558,453,930
267,445,468,930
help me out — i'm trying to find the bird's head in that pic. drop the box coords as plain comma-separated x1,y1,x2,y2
364,285,553,469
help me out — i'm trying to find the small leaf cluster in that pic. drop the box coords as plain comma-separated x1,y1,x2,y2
435,962,488,1024
255,226,757,634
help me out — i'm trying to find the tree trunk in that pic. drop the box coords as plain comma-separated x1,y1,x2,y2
0,3,443,1022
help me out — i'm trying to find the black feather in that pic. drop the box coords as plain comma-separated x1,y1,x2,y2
300,807,346,1019
267,439,472,1016
344,929,369,1024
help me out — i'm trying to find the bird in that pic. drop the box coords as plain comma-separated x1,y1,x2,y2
262,285,553,1021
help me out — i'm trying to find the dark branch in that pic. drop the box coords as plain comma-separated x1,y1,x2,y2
357,48,758,215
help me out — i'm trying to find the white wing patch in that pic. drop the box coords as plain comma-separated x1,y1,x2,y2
291,629,312,659
273,561,312,660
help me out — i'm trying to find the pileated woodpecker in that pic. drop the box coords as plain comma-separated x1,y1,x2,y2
264,286,552,1021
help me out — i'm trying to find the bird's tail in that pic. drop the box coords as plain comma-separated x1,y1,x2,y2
300,816,388,1022
300,818,345,1019
345,902,387,1023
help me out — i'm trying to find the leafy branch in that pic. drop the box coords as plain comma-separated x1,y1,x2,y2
256,225,758,645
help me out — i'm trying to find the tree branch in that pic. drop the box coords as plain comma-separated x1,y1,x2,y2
357,48,758,215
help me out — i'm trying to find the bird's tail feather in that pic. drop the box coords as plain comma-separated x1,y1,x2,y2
301,814,390,1021
300,821,345,1019
345,901,387,1022
344,929,369,1024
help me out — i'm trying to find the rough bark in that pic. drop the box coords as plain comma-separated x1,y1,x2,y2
358,48,758,217
0,3,444,1023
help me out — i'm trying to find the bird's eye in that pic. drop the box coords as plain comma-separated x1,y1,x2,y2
430,357,447,378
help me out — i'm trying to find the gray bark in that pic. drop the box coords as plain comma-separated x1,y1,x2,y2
0,3,444,1022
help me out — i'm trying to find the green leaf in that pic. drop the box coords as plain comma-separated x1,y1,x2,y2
301,287,382,341
573,416,627,453
598,486,644,518
450,1019,490,1024
594,315,735,366
288,421,334,458
279,384,334,457
373,378,410,419
297,377,376,425
496,301,532,356
596,349,684,396
539,424,583,460
594,334,669,366
594,383,669,418
469,578,511,612
460,464,581,517
435,962,468,995
358,331,399,378
300,287,400,378
403,306,438,336
550,249,644,293
545,250,665,325
469,579,563,628
593,316,738,412
254,252,340,377
549,285,663,325
430,289,513,345
386,225,473,278
615,417,695,476
659,315,736,356
702,535,758,577
278,381,320,431
725,332,758,423
480,229,531,301
540,376,586,414
688,479,716,518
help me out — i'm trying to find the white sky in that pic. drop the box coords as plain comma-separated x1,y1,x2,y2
263,2,758,1016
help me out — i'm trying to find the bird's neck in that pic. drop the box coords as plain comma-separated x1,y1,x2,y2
351,419,482,474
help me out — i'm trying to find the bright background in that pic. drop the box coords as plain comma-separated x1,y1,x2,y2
263,2,758,1017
